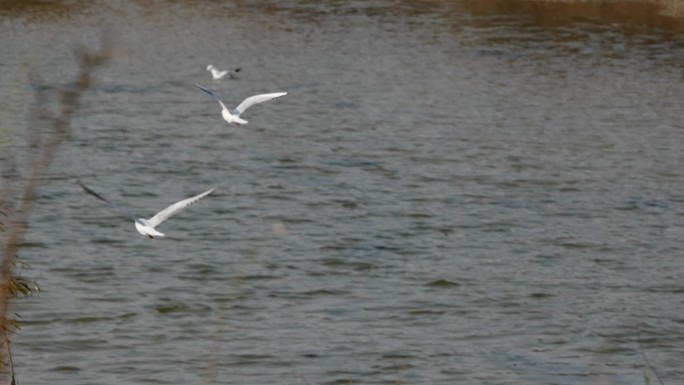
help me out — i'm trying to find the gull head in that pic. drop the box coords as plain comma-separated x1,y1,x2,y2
207,64,214,71
135,219,165,239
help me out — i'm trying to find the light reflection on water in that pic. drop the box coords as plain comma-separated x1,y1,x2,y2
2,1,684,384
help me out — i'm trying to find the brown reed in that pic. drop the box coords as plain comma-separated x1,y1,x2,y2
0,40,112,381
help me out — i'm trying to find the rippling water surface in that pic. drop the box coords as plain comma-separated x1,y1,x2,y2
1,1,684,384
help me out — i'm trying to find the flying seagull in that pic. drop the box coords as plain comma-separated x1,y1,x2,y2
79,181,215,239
195,83,287,125
207,64,241,80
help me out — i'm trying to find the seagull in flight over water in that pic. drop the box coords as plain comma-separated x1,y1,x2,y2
195,83,287,125
79,181,215,239
207,64,241,80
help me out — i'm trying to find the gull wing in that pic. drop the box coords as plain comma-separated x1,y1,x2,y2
78,180,140,223
233,92,287,116
146,188,215,228
195,83,229,111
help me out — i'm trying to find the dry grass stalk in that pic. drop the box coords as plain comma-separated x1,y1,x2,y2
0,41,112,379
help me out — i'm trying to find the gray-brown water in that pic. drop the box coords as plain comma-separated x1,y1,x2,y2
2,1,684,384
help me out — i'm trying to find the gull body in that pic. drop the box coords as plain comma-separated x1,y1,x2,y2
79,181,215,239
207,64,241,80
134,219,166,238
195,83,287,125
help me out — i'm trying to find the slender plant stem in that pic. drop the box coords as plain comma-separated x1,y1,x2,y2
0,42,111,379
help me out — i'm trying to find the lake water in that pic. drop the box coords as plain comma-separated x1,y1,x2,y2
1,1,684,384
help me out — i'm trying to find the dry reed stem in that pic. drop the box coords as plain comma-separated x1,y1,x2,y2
0,41,111,379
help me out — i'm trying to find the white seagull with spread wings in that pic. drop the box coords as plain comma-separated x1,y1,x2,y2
195,83,287,125
79,181,215,239
207,64,241,80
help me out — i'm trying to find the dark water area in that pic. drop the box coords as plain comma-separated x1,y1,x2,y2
459,0,684,31
1,1,684,384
